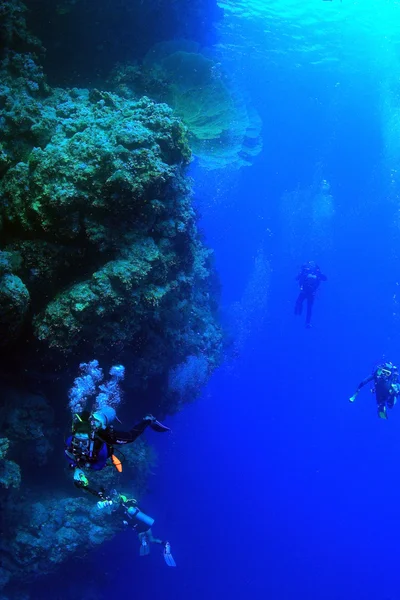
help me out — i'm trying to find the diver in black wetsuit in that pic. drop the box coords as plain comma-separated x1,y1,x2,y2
294,261,327,328
349,362,400,419
65,412,170,490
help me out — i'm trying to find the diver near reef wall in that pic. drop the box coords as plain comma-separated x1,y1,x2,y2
65,411,169,489
64,360,170,490
294,261,327,328
97,491,176,567
349,361,400,420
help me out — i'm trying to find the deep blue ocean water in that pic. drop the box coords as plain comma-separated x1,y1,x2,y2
28,1,400,598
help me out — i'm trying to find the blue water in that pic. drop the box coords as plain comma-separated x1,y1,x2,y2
29,1,400,598
145,4,400,599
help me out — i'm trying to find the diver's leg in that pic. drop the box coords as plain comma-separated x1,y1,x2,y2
295,292,305,316
147,528,162,545
377,404,387,419
305,295,314,328
376,390,388,419
138,531,151,555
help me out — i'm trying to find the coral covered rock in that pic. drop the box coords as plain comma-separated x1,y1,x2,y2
0,0,42,59
0,2,224,596
4,496,118,583
0,438,21,489
2,388,55,465
111,42,263,170
0,54,222,397
0,273,30,345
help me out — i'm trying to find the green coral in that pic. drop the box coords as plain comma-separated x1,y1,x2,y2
33,238,161,353
157,51,236,141
112,41,262,170
0,50,222,393
1,91,190,245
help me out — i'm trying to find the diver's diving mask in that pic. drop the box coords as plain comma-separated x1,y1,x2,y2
378,367,392,379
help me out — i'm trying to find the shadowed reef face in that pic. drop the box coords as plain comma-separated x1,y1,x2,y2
23,0,223,86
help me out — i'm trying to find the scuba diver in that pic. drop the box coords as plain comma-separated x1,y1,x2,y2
65,360,170,492
97,491,176,567
65,410,170,490
294,261,327,328
349,361,400,419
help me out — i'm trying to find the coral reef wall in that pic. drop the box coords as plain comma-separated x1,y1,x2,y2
0,1,223,596
0,1,222,410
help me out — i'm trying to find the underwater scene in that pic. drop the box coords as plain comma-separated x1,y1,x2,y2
2,0,400,598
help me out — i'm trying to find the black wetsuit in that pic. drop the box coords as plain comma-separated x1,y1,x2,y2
65,418,152,471
356,365,399,416
98,419,150,446
295,264,327,327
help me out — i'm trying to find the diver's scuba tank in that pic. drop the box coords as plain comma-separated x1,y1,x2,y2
127,506,155,528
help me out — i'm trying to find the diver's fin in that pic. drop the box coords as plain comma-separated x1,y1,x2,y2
140,535,150,556
378,406,388,420
150,420,170,433
163,543,176,567
164,552,176,567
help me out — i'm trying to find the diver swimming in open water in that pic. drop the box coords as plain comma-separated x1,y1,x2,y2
294,261,327,328
349,361,400,419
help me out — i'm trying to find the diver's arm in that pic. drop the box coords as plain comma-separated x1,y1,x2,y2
349,374,374,402
74,480,105,498
72,467,106,498
356,374,374,392
100,418,150,445
100,415,169,445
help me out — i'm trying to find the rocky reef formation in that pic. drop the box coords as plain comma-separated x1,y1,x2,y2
0,15,222,406
0,438,21,489
7,0,261,170
0,1,223,596
110,41,263,170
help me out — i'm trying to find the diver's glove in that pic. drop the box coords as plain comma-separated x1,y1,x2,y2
74,468,89,487
349,394,357,403
143,414,170,433
143,414,156,423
